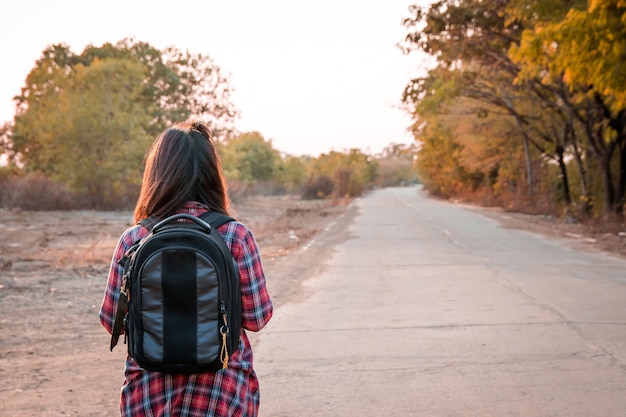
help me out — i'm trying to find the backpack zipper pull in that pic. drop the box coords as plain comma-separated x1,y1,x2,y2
219,302,230,368
220,330,229,369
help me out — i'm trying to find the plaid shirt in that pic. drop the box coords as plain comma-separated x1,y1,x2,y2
99,202,273,417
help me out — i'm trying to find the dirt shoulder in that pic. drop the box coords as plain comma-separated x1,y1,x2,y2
468,205,626,260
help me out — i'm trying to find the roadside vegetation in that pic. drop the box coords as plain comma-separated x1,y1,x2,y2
4,0,623,228
0,39,417,211
400,0,626,222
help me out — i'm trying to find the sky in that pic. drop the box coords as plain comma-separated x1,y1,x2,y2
0,1,431,157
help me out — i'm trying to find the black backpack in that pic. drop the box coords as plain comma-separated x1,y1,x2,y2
110,211,242,374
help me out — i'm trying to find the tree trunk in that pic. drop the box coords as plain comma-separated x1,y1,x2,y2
555,145,571,205
609,111,626,217
615,138,626,216
600,147,617,216
571,137,592,216
578,98,618,217
521,133,533,198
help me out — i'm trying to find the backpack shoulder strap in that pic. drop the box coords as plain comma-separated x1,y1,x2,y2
138,216,157,231
200,211,235,229
200,211,238,262
140,212,235,231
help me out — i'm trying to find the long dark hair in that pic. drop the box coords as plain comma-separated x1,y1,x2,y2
133,120,230,223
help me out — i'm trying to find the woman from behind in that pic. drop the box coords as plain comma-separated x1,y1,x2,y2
99,120,273,416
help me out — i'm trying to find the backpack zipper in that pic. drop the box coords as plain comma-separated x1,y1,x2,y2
219,301,230,368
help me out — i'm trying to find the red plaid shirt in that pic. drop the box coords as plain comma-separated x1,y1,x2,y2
99,202,273,417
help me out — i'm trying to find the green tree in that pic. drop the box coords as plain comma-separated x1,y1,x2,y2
0,122,14,167
11,44,73,173
8,40,237,207
63,58,152,206
77,39,238,135
309,149,377,197
12,57,151,207
222,132,282,183
279,155,308,191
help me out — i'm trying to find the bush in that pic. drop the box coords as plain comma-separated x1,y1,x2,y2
301,175,334,200
0,172,140,211
0,173,77,210
227,179,252,206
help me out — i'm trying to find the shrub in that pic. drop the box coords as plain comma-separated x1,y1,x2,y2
301,175,334,200
0,172,140,211
0,173,77,210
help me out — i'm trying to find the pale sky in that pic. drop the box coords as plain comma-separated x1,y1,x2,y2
0,1,431,156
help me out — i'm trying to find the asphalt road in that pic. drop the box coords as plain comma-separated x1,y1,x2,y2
254,187,626,417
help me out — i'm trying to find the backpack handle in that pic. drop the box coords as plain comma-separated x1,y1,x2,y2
152,213,212,233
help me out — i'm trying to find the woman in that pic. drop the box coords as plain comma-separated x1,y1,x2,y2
99,120,273,416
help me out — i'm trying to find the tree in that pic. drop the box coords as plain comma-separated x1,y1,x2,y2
0,122,14,166
309,149,377,197
8,40,238,207
65,58,152,206
78,39,238,135
374,143,419,187
401,0,544,197
163,47,238,135
401,0,612,215
12,57,151,207
222,132,283,183
279,155,308,191
11,44,74,173
413,122,464,198
510,0,626,216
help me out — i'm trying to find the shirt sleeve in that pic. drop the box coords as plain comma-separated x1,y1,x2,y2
99,226,144,335
226,223,273,332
